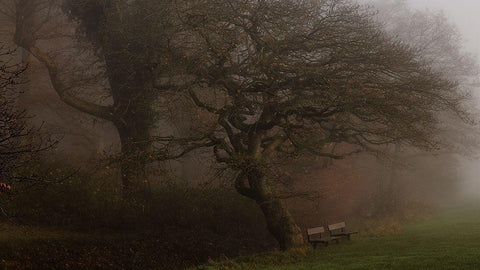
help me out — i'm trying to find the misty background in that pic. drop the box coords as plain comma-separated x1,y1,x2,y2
359,0,480,199
406,0,480,198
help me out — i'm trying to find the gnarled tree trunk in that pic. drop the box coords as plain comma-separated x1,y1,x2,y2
242,168,304,250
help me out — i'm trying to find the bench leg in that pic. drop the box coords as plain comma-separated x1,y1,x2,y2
312,243,318,249
324,241,329,247
347,235,351,241
335,239,340,244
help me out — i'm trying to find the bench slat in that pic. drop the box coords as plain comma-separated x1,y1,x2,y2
328,222,346,231
307,226,325,235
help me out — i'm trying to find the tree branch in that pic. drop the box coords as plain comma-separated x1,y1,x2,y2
19,44,114,121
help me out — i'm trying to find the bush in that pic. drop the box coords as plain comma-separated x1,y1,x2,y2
0,168,277,268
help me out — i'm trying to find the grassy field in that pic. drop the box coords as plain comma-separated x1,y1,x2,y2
195,203,480,270
1,202,480,269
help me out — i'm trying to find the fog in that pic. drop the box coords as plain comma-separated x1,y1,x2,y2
407,0,480,198
1,0,480,268
362,0,480,199
408,0,480,57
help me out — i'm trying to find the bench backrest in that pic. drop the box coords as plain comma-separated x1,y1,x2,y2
307,226,325,236
328,222,346,232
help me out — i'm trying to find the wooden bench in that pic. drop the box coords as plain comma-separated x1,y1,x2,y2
306,226,341,248
327,222,358,240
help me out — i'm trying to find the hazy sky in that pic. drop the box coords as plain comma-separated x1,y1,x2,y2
407,0,480,57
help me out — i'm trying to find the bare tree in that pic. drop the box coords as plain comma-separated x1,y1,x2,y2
5,0,185,197
175,0,472,249
0,45,54,183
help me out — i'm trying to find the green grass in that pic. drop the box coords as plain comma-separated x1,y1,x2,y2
2,202,480,269
195,203,480,270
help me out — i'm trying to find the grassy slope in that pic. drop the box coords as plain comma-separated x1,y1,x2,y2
196,204,480,270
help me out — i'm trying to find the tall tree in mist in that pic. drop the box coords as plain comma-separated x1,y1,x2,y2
179,0,472,249
8,0,184,196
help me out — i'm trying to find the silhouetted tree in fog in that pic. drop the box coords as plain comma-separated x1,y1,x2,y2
178,0,473,249
7,0,186,197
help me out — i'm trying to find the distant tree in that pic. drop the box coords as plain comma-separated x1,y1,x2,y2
6,0,186,197
177,0,472,249
369,0,480,212
374,0,477,77
374,0,479,141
